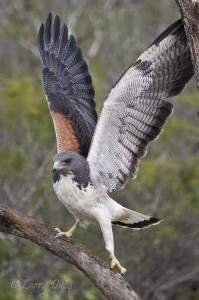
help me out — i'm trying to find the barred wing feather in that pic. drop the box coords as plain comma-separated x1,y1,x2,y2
88,19,193,192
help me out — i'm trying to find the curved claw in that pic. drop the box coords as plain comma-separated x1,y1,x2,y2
54,227,72,238
54,221,79,239
110,251,127,275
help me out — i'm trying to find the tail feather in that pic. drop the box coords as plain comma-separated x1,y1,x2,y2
112,208,162,230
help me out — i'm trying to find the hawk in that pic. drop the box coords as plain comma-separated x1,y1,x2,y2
38,13,193,274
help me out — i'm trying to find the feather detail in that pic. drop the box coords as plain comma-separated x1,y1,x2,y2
88,19,193,192
38,13,97,156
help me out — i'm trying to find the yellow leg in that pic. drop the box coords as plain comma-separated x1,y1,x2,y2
110,251,127,275
55,220,79,238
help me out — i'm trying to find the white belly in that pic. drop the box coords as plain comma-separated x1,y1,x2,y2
53,174,98,222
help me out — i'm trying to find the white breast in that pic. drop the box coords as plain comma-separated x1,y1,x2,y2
53,174,97,221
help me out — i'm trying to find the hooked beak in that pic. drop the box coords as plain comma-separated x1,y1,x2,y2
53,160,67,171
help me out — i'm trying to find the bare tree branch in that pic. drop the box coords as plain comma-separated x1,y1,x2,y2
175,0,199,89
0,204,141,300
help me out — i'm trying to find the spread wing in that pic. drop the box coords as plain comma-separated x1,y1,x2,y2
88,19,193,192
38,13,98,157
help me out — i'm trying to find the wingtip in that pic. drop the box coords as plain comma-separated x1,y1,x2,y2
54,14,61,24
62,22,69,34
46,13,52,28
38,23,45,62
43,14,52,49
47,12,52,22
38,23,44,40
53,14,61,45
149,18,183,47
54,15,61,30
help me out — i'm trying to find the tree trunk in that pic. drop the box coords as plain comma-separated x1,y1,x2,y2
175,0,199,89
0,204,141,300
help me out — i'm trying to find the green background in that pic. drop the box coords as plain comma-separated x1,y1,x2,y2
0,0,199,299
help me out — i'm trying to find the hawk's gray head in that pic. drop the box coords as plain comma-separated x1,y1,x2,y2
53,151,91,189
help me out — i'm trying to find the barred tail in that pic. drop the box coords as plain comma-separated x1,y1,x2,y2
112,208,162,230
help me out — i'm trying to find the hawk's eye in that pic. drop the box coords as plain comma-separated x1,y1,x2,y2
64,158,71,164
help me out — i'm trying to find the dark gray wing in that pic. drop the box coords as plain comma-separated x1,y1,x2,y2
88,19,193,192
38,13,98,157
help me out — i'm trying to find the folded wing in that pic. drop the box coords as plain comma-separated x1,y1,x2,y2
88,19,193,192
38,13,98,157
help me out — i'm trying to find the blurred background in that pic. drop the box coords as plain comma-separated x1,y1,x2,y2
0,0,199,299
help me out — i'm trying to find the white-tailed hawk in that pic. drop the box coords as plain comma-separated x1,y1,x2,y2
38,13,193,274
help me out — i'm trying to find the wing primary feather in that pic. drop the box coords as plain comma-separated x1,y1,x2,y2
53,15,61,49
38,24,45,64
59,35,76,63
58,24,68,55
45,12,52,49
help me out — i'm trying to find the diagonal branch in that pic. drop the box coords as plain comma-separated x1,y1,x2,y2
0,204,141,300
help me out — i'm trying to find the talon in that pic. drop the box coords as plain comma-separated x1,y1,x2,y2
54,221,79,239
110,251,127,275
54,227,72,238
54,227,61,233
120,266,127,275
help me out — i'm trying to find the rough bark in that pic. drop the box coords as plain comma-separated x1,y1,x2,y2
0,204,140,300
175,0,199,89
